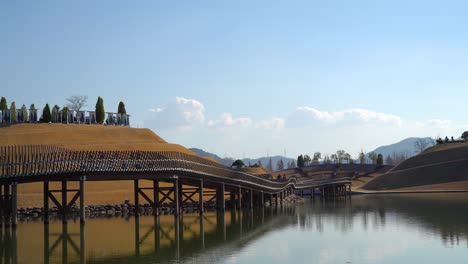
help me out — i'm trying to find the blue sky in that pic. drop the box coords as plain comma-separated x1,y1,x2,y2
2,1,468,158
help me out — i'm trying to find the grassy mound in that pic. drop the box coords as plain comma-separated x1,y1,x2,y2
0,123,194,154
362,143,468,191
0,123,221,207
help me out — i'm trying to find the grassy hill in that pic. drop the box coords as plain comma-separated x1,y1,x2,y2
362,142,468,191
0,123,215,207
0,123,194,153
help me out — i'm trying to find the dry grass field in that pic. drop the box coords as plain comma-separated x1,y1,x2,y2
361,142,468,191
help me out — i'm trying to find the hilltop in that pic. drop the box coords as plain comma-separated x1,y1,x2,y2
362,142,468,191
0,123,194,154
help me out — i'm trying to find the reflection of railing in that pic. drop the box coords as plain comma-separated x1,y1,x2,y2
0,145,350,192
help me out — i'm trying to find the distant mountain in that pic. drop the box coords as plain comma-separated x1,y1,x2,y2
189,148,295,171
189,148,234,167
371,137,435,158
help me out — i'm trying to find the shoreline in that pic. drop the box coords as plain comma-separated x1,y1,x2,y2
353,189,468,195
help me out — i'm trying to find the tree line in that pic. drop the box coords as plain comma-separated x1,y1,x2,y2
0,95,127,124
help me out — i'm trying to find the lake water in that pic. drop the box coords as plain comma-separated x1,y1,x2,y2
2,193,468,263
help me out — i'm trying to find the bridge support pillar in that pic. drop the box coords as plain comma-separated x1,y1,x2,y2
237,186,242,209
259,191,264,207
199,179,204,215
249,190,254,209
3,183,10,227
275,193,278,206
173,176,180,216
11,182,17,227
44,178,83,225
153,180,160,216
216,183,225,211
229,190,235,208
0,183,4,224
134,179,140,217
43,180,49,224
61,179,68,224
79,176,85,224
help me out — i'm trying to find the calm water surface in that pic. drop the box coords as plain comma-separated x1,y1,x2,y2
2,193,468,263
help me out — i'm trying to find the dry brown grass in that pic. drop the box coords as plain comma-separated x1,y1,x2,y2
362,143,468,191
0,123,197,154
239,166,268,175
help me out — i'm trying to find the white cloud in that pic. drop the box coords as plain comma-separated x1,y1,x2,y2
208,112,253,128
144,97,205,130
422,119,452,129
148,107,163,113
175,96,205,123
255,117,286,129
287,107,402,127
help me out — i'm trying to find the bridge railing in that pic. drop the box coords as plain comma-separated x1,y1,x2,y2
0,145,299,191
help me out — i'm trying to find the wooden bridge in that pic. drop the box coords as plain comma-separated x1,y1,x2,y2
0,145,352,227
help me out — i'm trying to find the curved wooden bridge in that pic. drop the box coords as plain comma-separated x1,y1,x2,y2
0,145,352,226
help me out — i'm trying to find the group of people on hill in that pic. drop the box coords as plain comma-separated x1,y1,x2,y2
276,174,287,182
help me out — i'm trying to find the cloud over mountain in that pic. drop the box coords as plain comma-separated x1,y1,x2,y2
144,97,467,158
286,107,402,128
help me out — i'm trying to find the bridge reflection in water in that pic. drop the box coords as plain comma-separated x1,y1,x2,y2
0,206,296,264
3,195,468,263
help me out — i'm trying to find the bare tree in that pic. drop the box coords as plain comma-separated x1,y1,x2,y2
312,152,321,165
414,138,432,154
303,154,312,166
276,159,284,171
358,150,366,164
367,152,377,164
66,95,88,111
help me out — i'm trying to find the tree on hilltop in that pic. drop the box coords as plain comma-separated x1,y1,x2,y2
118,101,126,114
303,154,311,166
461,131,468,141
0,97,7,111
66,95,88,111
376,154,384,165
312,152,321,165
42,103,51,123
289,160,297,169
276,159,284,171
358,151,366,164
95,96,105,124
266,157,273,172
297,155,304,167
414,138,432,154
367,152,377,164
21,104,28,122
232,159,245,169
10,102,17,122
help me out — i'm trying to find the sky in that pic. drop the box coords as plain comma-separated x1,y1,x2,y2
2,1,468,159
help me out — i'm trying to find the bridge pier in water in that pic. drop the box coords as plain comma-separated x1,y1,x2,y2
319,183,352,199
43,177,86,225
0,182,17,228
